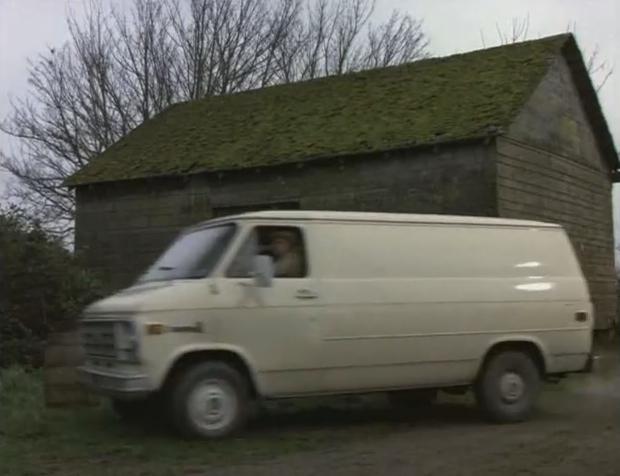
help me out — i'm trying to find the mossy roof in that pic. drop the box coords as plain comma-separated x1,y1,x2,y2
67,34,576,186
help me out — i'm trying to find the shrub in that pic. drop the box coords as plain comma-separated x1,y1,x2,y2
0,366,46,436
0,208,102,367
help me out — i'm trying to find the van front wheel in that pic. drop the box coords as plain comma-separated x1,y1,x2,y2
169,362,250,438
475,350,542,423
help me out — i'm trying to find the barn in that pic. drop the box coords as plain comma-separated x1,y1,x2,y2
67,34,619,330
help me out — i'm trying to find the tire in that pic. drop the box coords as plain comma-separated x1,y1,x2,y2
475,350,542,423
388,389,437,409
169,361,250,439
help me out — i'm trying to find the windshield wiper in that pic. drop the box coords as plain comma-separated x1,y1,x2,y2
157,266,175,271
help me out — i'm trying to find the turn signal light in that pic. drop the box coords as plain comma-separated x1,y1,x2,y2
146,323,166,335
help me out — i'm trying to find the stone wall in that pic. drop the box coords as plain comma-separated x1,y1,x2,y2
496,56,617,329
75,142,497,290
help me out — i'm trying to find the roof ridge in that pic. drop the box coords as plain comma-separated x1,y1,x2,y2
189,33,572,104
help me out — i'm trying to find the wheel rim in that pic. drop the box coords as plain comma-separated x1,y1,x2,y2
499,371,525,403
187,379,238,433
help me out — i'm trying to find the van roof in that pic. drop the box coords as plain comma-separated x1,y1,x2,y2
205,211,560,228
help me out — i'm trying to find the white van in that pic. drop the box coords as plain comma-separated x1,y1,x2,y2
79,211,593,438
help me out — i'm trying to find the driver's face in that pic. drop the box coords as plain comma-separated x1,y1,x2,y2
272,238,292,257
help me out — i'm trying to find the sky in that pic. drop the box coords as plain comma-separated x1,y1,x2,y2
1,0,619,241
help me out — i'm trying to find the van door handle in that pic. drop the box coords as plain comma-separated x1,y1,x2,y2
295,289,318,300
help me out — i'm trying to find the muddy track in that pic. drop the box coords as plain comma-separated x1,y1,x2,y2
207,348,620,476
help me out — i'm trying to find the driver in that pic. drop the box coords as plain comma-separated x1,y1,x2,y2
269,230,303,278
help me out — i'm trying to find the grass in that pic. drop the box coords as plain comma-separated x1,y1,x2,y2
3,364,601,476
0,367,409,476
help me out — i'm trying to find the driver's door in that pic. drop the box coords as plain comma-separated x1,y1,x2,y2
213,224,324,397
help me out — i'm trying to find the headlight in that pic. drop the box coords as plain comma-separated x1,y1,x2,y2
115,321,140,362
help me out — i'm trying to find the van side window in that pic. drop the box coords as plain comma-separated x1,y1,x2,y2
227,226,307,278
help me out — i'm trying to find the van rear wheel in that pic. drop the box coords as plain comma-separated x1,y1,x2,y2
169,361,250,439
475,350,541,423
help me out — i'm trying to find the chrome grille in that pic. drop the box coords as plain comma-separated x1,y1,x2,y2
81,321,117,359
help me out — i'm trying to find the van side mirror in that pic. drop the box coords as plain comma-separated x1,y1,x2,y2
253,255,274,287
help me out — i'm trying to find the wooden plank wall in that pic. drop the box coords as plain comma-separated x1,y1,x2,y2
497,56,616,329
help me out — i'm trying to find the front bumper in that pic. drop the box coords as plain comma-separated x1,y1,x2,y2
78,367,153,400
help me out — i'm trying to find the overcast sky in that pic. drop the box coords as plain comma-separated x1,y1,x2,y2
1,0,619,239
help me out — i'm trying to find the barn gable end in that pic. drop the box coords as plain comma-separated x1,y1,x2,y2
497,47,616,329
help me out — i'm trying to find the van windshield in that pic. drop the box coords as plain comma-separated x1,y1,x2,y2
138,224,236,283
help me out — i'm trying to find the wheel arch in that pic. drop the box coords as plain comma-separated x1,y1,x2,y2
477,337,548,378
159,345,261,398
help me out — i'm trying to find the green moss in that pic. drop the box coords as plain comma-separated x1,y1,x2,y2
67,35,570,186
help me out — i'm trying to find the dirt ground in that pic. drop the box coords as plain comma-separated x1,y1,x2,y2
207,342,620,476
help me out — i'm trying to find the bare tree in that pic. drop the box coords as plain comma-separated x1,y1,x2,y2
0,0,428,236
271,0,428,81
112,0,178,121
363,11,428,69
324,0,374,75
481,15,613,92
581,43,614,92
495,15,530,45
